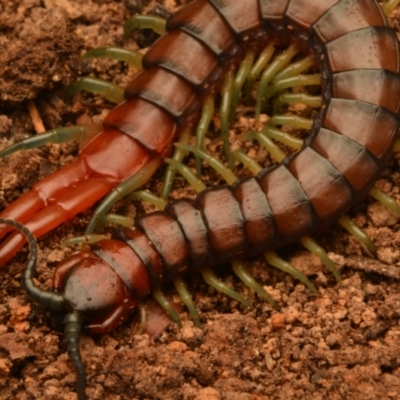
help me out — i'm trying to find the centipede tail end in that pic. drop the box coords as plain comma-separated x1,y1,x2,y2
1,0,400,398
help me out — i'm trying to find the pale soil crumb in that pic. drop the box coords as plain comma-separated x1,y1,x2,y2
0,1,399,399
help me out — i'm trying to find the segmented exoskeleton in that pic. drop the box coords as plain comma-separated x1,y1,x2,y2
1,1,400,399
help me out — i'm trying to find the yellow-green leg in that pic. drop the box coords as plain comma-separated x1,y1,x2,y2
0,125,102,158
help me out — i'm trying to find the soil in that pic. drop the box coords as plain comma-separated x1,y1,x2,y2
0,1,400,399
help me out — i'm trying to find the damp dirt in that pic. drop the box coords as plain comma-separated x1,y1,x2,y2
0,1,400,399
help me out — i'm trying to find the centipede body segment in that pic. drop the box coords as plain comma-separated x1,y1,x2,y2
1,1,400,399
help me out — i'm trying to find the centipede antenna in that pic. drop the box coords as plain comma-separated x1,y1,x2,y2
369,186,400,216
231,260,277,308
245,41,277,103
85,157,162,234
338,215,377,257
173,278,201,328
0,219,65,310
64,77,125,103
194,95,215,177
0,125,103,159
0,221,85,395
153,288,183,328
201,268,253,309
83,47,143,69
229,50,256,123
161,126,192,200
64,312,86,400
264,250,318,294
123,14,167,37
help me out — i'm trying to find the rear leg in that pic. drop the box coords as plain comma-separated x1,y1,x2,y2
0,129,152,266
0,15,170,265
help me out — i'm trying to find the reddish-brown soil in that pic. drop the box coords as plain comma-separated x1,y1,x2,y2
0,1,400,399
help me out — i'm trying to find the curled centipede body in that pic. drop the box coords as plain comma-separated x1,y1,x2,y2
1,0,400,399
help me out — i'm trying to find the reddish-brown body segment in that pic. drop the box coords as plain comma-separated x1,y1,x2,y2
13,0,395,335
3,1,399,397
0,0,399,337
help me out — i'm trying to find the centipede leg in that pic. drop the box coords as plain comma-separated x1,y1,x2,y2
273,56,316,81
266,74,322,111
124,14,167,37
165,152,303,300
220,50,257,165
220,70,235,163
231,260,277,307
264,250,318,293
255,109,400,255
255,44,300,123
66,187,201,327
244,42,277,104
64,77,125,104
266,73,321,99
110,190,203,326
64,16,164,108
176,144,339,290
274,93,322,112
382,0,400,15
85,156,162,234
232,148,341,282
134,302,147,335
83,47,143,68
338,215,377,257
0,174,118,261
369,186,400,216
229,50,256,123
201,268,253,309
125,167,270,318
117,192,200,326
62,234,107,248
252,126,380,260
64,47,144,102
160,126,192,200
173,278,201,328
153,288,182,328
194,95,215,178
0,125,102,158
268,115,313,130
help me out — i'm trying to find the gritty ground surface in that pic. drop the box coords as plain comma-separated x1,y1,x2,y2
0,1,400,399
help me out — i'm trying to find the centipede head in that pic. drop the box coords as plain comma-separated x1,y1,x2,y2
53,247,137,333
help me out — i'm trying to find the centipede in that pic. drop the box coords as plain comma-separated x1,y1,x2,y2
1,0,400,398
